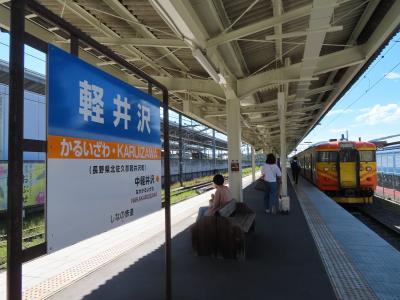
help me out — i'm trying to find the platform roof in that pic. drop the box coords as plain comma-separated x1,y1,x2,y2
0,0,399,153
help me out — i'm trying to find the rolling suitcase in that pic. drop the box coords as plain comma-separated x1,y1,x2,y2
279,196,290,214
278,183,290,214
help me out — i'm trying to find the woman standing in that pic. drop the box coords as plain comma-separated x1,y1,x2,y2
261,153,282,214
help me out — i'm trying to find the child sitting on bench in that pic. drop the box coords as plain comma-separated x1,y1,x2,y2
196,174,232,220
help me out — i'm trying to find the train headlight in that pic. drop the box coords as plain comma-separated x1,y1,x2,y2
323,167,329,171
366,166,372,171
331,167,336,171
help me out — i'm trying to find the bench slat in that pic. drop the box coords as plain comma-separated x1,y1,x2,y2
230,213,255,233
218,200,236,217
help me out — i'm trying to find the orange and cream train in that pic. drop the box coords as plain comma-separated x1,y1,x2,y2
296,140,377,204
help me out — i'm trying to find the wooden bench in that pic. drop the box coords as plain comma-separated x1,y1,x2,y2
191,200,256,259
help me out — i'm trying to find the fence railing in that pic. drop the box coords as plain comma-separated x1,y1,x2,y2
375,172,400,204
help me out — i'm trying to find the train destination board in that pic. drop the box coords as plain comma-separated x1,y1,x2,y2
47,45,161,252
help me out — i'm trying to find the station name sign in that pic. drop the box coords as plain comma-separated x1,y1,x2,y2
47,45,161,252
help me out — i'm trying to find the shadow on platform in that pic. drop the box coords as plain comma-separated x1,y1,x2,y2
68,182,336,300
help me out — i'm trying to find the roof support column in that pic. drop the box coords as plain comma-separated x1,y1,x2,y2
278,91,288,198
212,129,216,172
251,146,256,182
226,90,243,201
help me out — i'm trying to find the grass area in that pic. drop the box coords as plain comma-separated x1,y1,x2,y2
0,212,45,268
242,166,261,177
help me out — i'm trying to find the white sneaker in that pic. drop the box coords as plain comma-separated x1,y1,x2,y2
271,206,277,214
265,209,270,213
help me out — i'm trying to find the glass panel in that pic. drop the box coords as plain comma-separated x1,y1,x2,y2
317,151,329,162
359,150,375,162
340,150,356,162
317,151,337,162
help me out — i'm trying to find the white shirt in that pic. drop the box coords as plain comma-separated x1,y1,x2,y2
261,163,282,182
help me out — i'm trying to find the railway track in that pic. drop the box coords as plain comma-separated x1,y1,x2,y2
170,176,229,197
171,181,214,196
345,198,400,251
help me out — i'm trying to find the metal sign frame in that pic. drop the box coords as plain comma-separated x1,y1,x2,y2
7,1,171,299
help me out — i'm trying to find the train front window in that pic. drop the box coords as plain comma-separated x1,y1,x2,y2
340,150,356,162
317,151,337,162
359,150,375,162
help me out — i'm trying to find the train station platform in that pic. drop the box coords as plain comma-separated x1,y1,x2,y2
293,176,400,300
3,172,400,299
44,174,337,300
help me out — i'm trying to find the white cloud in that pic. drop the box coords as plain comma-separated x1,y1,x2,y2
326,108,353,117
356,104,400,125
384,72,400,79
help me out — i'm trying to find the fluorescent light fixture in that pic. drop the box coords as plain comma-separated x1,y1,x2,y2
192,48,220,82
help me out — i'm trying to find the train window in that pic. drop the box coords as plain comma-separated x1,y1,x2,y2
340,150,356,162
359,150,375,162
317,151,337,162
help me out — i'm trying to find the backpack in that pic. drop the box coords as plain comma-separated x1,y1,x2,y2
291,160,300,171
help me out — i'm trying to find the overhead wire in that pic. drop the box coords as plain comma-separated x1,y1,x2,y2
0,41,46,63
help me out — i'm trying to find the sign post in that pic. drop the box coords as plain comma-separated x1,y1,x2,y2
47,45,162,252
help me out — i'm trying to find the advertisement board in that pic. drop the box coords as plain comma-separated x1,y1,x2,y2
0,161,46,210
47,45,161,252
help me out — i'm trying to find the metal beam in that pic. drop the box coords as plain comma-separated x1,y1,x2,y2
238,45,364,98
7,2,25,299
272,0,283,63
153,76,224,99
264,26,343,41
206,3,313,48
305,84,336,96
54,0,170,76
102,0,189,72
348,0,381,46
93,37,188,48
293,0,339,105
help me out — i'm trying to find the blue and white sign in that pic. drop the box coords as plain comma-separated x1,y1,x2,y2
47,45,162,252
48,45,160,146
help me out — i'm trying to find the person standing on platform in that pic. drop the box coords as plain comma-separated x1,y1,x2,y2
261,153,282,214
290,156,301,184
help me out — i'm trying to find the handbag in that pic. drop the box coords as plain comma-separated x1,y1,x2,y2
254,178,266,191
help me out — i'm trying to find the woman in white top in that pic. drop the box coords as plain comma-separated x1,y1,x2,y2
261,153,282,214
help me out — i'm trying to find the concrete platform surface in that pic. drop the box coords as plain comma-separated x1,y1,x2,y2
294,175,400,300
48,177,336,300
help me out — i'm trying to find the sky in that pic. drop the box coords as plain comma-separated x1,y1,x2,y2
295,31,400,154
1,31,400,155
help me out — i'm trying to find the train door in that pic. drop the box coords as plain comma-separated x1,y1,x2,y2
339,149,357,188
